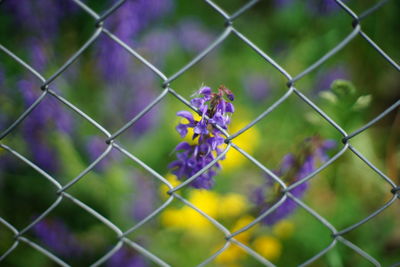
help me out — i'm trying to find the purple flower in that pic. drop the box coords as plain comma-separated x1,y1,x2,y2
102,67,161,136
96,0,174,137
28,38,49,72
28,140,60,173
106,0,174,41
242,74,270,102
307,0,343,15
0,65,4,85
97,35,131,83
0,65,7,130
97,0,173,82
3,0,76,39
253,137,336,225
176,19,215,53
18,79,73,172
274,0,344,14
273,0,294,8
169,86,234,189
126,75,162,135
32,218,83,258
107,247,147,267
141,30,175,66
131,176,156,221
86,136,109,171
19,80,74,134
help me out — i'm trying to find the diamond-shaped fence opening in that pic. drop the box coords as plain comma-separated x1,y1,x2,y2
0,0,399,266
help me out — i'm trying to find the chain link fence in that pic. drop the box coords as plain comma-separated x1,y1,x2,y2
0,0,399,266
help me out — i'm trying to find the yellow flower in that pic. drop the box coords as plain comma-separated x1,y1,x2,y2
272,220,294,239
188,190,220,218
222,119,260,170
215,244,246,265
161,209,186,227
252,236,282,261
183,126,198,145
160,190,219,234
160,188,250,238
218,193,248,218
160,206,215,234
181,206,215,231
231,216,257,244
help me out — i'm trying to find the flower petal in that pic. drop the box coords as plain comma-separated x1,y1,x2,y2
190,98,204,108
177,111,194,123
198,86,211,95
225,102,235,113
176,124,188,138
194,120,209,135
175,142,191,151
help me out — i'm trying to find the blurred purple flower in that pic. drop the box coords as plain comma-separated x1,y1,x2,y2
19,80,73,134
0,66,6,129
141,30,176,66
53,104,74,134
28,38,50,72
274,0,294,8
253,137,336,225
0,114,5,132
242,74,270,102
96,0,174,137
32,218,83,258
98,0,173,82
103,68,160,135
176,19,215,54
3,0,76,39
28,139,60,172
274,0,343,14
86,136,109,171
125,71,161,135
169,86,234,189
106,0,174,41
3,1,80,83
107,247,147,267
308,0,342,14
18,79,73,172
97,36,132,83
314,65,349,94
131,176,156,221
0,65,4,85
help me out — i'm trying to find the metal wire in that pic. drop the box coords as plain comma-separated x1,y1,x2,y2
0,0,399,266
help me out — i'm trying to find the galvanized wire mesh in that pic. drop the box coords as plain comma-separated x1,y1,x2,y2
0,0,399,266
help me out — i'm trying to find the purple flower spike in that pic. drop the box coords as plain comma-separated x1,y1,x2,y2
32,218,83,258
253,136,336,225
169,85,235,189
